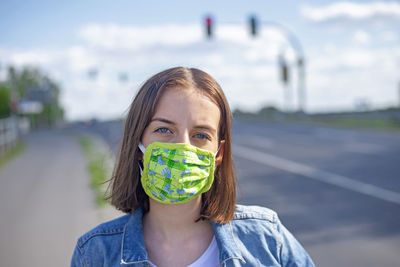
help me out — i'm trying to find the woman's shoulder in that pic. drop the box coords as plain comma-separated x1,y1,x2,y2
230,205,286,243
72,214,133,266
233,204,279,223
75,213,131,248
230,205,315,266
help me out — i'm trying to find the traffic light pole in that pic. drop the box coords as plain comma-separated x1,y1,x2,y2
279,54,292,112
261,20,306,113
202,15,306,113
297,58,306,113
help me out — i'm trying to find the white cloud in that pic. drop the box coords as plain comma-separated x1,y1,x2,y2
306,44,400,112
67,46,99,73
79,23,203,50
380,30,398,42
301,1,400,23
78,23,287,52
1,22,399,120
9,50,60,66
323,43,337,53
0,23,293,120
310,48,375,70
353,30,370,44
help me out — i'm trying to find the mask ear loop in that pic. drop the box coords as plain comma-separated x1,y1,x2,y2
138,142,146,153
215,139,225,156
215,145,220,156
138,142,146,175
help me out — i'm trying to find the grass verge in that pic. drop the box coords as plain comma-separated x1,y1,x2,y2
309,117,400,132
78,135,110,207
0,141,25,169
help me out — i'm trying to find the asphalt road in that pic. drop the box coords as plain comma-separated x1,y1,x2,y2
0,129,100,267
77,119,400,267
2,121,398,266
231,121,400,267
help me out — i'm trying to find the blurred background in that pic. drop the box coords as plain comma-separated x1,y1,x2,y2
0,0,399,266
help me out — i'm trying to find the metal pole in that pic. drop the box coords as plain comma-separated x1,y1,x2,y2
262,21,306,113
398,81,400,108
279,55,291,112
298,58,305,112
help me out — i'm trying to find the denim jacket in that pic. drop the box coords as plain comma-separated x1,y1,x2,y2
71,205,315,266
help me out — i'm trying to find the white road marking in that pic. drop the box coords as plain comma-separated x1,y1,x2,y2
343,143,384,154
233,144,400,205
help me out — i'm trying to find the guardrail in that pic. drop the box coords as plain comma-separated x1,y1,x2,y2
0,116,19,156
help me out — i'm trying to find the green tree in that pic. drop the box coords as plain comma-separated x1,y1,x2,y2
6,66,64,127
0,84,11,118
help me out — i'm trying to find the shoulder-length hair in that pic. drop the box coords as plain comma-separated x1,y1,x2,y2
107,66,236,224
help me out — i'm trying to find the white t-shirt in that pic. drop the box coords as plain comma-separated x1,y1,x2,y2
150,236,220,267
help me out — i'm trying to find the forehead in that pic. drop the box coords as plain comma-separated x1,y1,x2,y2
153,86,220,127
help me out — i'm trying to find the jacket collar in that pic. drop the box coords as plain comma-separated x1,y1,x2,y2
120,207,150,265
121,207,245,265
211,221,246,264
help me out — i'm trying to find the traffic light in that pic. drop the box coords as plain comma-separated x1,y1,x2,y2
279,56,290,84
119,72,128,83
87,68,98,80
249,15,258,37
205,15,213,39
281,64,289,84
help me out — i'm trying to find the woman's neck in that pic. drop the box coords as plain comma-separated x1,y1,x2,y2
143,196,211,242
142,197,215,266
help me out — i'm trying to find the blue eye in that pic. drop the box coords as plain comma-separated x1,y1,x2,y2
194,133,211,141
155,127,171,134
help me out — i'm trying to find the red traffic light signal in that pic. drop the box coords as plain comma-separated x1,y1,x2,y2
205,15,213,39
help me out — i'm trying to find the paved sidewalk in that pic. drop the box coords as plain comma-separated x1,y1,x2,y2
0,129,112,267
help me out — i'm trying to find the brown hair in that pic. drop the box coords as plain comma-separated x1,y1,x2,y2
107,67,236,224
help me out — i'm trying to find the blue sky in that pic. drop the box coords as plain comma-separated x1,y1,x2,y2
0,0,303,48
1,1,399,121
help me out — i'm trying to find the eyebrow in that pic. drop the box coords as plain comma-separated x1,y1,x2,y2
194,125,217,135
151,117,175,125
151,117,217,134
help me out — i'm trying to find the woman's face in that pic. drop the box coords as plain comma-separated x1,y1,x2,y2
141,86,223,163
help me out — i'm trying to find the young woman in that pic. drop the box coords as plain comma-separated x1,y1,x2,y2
71,67,315,267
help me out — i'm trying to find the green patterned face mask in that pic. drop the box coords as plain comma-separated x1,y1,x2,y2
139,142,216,204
